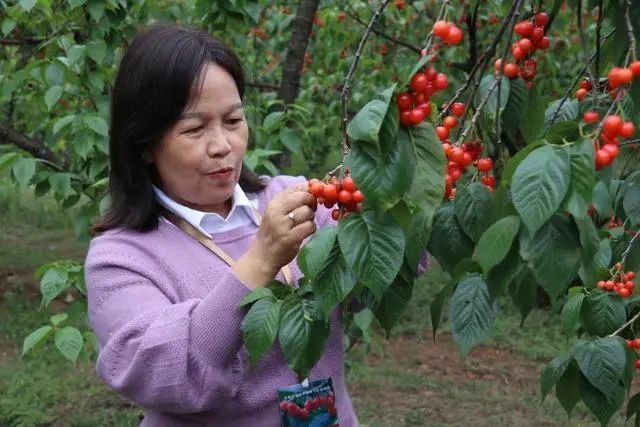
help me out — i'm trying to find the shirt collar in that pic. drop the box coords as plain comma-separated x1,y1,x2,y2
153,184,260,238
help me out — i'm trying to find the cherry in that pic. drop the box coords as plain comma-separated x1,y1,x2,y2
409,108,426,125
535,12,549,27
400,111,412,127
436,126,450,140
446,26,464,45
514,21,534,37
518,38,533,54
583,112,599,123
576,88,588,101
538,37,550,49
417,102,432,117
603,115,623,135
595,150,612,169
476,158,493,172
323,184,338,202
532,27,544,42
331,209,341,221
425,67,438,81
396,92,413,111
410,73,429,93
580,79,593,91
503,63,520,78
602,144,620,158
627,272,637,281
443,116,458,129
434,73,449,90
342,176,357,192
621,122,636,138
352,190,365,203
481,175,496,188
308,179,325,197
636,360,640,369
512,45,525,61
617,287,631,298
451,102,465,117
631,61,640,77
433,20,451,38
338,190,352,204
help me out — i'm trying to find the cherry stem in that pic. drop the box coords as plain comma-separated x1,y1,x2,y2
341,0,392,159
621,230,640,268
459,78,500,143
577,0,598,89
421,0,450,55
494,0,522,144
624,0,637,65
547,29,616,128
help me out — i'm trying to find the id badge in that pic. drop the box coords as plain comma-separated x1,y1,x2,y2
277,377,339,427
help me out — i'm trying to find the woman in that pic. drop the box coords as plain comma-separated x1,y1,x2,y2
85,24,358,426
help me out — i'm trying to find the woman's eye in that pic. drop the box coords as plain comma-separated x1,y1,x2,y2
225,118,243,125
184,125,204,134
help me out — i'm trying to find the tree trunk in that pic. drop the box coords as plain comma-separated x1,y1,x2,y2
272,0,319,169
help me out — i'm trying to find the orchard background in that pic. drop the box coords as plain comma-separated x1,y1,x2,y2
1,0,640,425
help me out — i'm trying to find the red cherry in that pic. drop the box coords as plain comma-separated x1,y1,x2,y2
338,190,352,204
602,143,620,159
399,110,412,127
451,102,465,117
535,12,549,27
518,38,533,53
331,209,341,221
409,108,426,125
443,116,458,129
476,158,493,172
503,63,519,78
342,176,357,192
481,175,496,188
514,21,534,37
433,20,451,38
396,92,412,111
595,149,612,169
576,88,588,101
410,73,429,93
603,115,623,135
445,26,464,45
532,27,544,42
436,126,450,140
631,61,640,77
352,190,365,203
434,73,449,90
538,37,550,49
583,112,600,123
621,122,636,138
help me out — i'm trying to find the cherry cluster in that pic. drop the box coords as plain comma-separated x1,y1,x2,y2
279,392,337,419
576,62,640,101
494,11,551,87
583,113,636,170
432,20,464,46
441,138,496,199
598,263,636,298
397,67,450,127
308,174,364,221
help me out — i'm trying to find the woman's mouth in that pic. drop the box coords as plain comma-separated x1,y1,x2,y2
206,168,234,180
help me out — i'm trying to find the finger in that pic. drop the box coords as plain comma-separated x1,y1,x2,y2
280,190,317,213
289,219,316,242
281,181,309,195
290,205,315,225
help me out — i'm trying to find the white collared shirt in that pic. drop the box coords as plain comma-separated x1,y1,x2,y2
153,184,260,238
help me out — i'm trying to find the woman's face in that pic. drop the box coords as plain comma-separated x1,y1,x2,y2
150,63,248,215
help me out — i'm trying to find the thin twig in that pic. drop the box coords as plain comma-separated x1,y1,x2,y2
439,0,523,123
421,0,450,53
577,1,597,89
459,79,500,142
495,2,522,143
346,5,421,53
341,0,392,157
595,0,603,78
624,0,637,65
455,0,524,141
609,230,640,338
548,29,616,127
621,230,640,266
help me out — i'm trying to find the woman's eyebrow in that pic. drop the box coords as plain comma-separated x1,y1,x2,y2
179,102,243,120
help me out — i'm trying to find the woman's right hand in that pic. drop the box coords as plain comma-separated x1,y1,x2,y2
233,182,318,289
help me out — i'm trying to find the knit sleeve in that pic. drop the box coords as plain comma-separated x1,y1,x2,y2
85,240,252,414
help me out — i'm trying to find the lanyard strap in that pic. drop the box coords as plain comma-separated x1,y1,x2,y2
161,208,294,286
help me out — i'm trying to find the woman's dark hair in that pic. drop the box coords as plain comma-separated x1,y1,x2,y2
93,24,266,234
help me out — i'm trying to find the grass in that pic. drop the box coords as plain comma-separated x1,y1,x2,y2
0,182,627,426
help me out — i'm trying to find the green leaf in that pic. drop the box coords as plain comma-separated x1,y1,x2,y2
580,372,625,427
574,337,626,401
1,19,17,36
12,157,36,188
511,145,571,235
592,181,613,218
84,116,109,137
347,85,396,148
298,225,337,282
544,99,579,132
50,313,69,326
564,138,597,219
545,120,580,145
427,203,475,274
346,136,414,210
627,392,640,421
475,215,520,273
500,141,545,186
67,45,86,64
520,85,546,143
83,331,99,355
338,210,405,301
486,241,526,300
555,360,582,418
49,173,73,201
54,326,84,362
403,123,447,214
561,293,585,336
278,295,330,381
45,63,65,86
574,216,600,262
0,152,20,175
449,274,497,357
430,281,454,340
279,127,302,156
519,215,582,303
477,74,510,116
88,0,105,21
405,55,433,84
502,77,529,141
20,0,37,11
241,299,281,366
22,326,53,356
624,184,640,226
68,0,88,8
263,111,284,133
540,353,572,400
53,115,76,135
39,267,70,307
508,269,538,325
404,208,432,272
580,290,627,337
370,262,414,336
313,237,357,318
239,287,274,307
87,40,107,65
454,183,496,243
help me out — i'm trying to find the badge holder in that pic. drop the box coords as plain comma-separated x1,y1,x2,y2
277,378,339,427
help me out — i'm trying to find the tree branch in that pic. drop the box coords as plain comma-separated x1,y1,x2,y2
625,0,637,65
0,121,65,170
346,5,421,53
0,37,44,46
341,0,392,157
